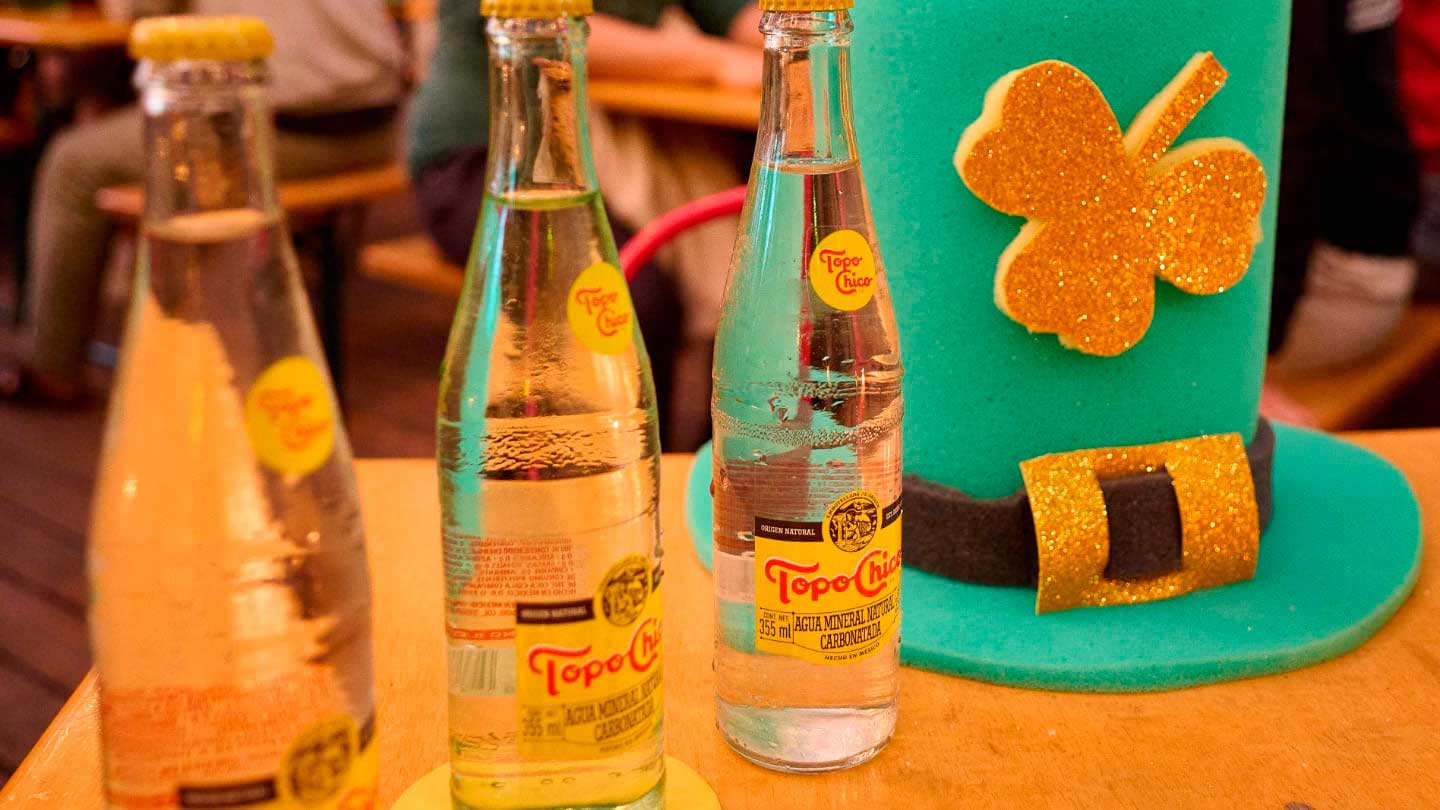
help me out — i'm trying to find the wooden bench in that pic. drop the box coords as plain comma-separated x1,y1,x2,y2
95,163,411,383
1268,302,1440,431
359,233,463,299
0,8,130,52
358,184,748,300
94,163,409,225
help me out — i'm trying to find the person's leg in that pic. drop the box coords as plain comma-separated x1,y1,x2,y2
1272,0,1343,352
17,105,144,393
1274,242,1417,371
411,147,490,267
1275,0,1421,372
1328,0,1419,259
1413,174,1440,297
271,120,399,181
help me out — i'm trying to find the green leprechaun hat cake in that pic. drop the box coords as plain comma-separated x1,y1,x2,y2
688,0,1423,691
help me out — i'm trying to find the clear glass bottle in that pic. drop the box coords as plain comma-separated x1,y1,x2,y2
436,2,665,809
89,17,378,810
711,0,904,773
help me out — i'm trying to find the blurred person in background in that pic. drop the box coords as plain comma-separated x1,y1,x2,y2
1401,0,1440,297
0,0,407,403
1272,0,1421,372
408,0,763,449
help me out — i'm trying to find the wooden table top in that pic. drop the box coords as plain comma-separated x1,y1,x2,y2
0,7,127,51
3,431,1437,809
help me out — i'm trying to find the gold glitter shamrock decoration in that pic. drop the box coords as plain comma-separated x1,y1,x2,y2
955,53,1266,357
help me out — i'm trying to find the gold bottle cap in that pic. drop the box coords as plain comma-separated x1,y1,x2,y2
480,0,594,17
129,16,274,62
757,0,853,10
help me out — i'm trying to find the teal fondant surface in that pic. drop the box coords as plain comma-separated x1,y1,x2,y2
685,426,1422,692
849,1,1292,497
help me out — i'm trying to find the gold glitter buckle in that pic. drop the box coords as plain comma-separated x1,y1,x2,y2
1021,434,1260,614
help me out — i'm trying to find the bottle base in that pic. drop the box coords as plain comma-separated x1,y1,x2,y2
715,698,895,773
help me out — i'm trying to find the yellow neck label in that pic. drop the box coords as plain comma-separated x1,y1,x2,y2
809,230,877,312
244,356,336,476
567,262,636,355
754,491,902,665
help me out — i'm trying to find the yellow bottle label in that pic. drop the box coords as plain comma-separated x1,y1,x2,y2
754,491,903,665
102,679,378,810
566,262,636,355
515,555,663,760
244,356,336,476
808,229,877,312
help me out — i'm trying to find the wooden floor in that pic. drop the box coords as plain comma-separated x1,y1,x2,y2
0,266,451,784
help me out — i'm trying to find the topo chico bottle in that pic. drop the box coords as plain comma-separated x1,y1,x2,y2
711,0,904,773
88,17,378,810
436,1,665,808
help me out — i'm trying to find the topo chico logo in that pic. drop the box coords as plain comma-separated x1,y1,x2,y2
764,547,902,606
809,229,877,312
244,356,336,476
527,616,662,697
575,288,629,337
567,262,635,355
255,389,328,452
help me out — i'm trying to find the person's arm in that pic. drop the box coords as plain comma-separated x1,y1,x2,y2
726,5,764,48
99,0,187,22
587,13,762,88
98,0,137,21
678,0,762,46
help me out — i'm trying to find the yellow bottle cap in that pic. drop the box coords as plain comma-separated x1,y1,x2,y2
480,0,594,17
129,16,275,62
757,0,853,10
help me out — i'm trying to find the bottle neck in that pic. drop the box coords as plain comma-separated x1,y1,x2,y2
755,10,857,168
140,60,278,223
485,16,599,198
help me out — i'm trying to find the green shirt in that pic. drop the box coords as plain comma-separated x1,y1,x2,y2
407,0,752,177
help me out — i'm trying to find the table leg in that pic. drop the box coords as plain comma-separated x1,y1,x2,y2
314,208,364,405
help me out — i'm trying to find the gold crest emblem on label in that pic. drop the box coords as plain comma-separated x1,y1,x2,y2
809,229,877,312
598,555,652,627
566,262,635,355
823,491,881,553
244,356,336,476
277,714,360,801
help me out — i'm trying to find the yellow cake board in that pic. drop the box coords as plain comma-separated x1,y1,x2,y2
391,757,719,810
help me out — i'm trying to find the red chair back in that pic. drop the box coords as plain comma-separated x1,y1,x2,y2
618,186,748,280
